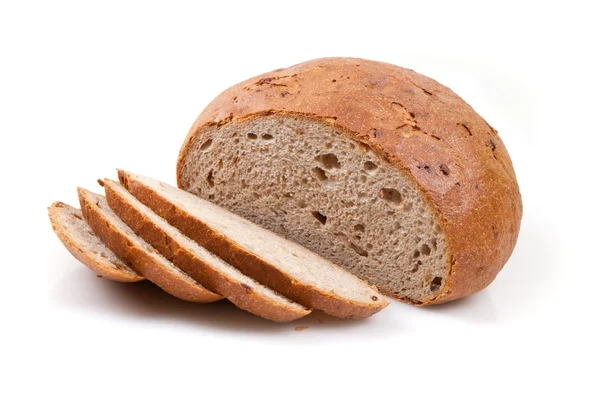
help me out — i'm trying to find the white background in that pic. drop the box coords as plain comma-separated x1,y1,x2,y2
2,1,598,399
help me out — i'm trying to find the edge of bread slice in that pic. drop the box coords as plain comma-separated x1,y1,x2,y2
77,187,223,303
104,179,310,322
48,201,144,282
118,170,389,318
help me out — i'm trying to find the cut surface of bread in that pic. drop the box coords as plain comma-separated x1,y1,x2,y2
118,170,389,318
177,57,523,305
77,188,223,303
48,202,144,282
104,179,310,322
179,115,448,304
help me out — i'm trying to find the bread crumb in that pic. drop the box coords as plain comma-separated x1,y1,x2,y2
294,326,309,331
96,275,103,278
97,179,105,187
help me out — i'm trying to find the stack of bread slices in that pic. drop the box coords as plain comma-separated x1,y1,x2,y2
48,170,389,322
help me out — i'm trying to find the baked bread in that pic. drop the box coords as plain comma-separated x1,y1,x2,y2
48,201,144,282
78,187,223,303
176,57,523,305
103,179,310,322
118,170,389,318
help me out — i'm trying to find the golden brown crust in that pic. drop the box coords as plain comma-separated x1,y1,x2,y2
104,179,310,322
77,188,223,303
177,57,523,304
119,170,389,318
48,202,144,282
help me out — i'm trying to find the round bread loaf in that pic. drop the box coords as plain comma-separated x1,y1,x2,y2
177,57,522,305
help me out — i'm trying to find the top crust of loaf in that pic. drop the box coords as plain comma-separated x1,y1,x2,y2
177,57,523,304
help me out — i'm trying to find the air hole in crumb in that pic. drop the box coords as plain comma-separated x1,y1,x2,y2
413,250,420,259
403,202,413,211
354,224,365,232
325,142,333,149
200,139,213,151
380,188,402,207
430,277,443,291
420,243,431,256
411,264,419,273
315,153,341,170
297,199,307,208
252,192,260,199
393,221,401,231
247,133,257,139
312,211,327,225
360,175,367,183
217,159,223,169
431,239,438,250
312,167,328,182
206,170,215,187
261,134,274,141
73,214,82,220
366,243,373,250
349,242,368,257
363,161,378,172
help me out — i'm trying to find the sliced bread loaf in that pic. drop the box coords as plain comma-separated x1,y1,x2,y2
48,201,144,282
103,179,310,322
77,188,223,303
176,57,523,305
118,170,389,318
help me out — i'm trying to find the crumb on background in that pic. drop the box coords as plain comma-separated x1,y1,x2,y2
294,326,309,331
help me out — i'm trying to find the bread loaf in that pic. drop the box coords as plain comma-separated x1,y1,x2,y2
176,57,522,305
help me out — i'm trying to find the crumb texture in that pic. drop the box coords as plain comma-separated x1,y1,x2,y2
179,116,450,303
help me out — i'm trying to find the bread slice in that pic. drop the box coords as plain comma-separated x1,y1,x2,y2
48,201,144,282
77,188,223,303
117,170,389,318
103,179,310,322
176,57,523,305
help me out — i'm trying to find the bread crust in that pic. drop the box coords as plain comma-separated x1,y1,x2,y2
48,202,144,282
77,188,223,303
118,170,389,318
104,179,310,322
177,57,523,304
